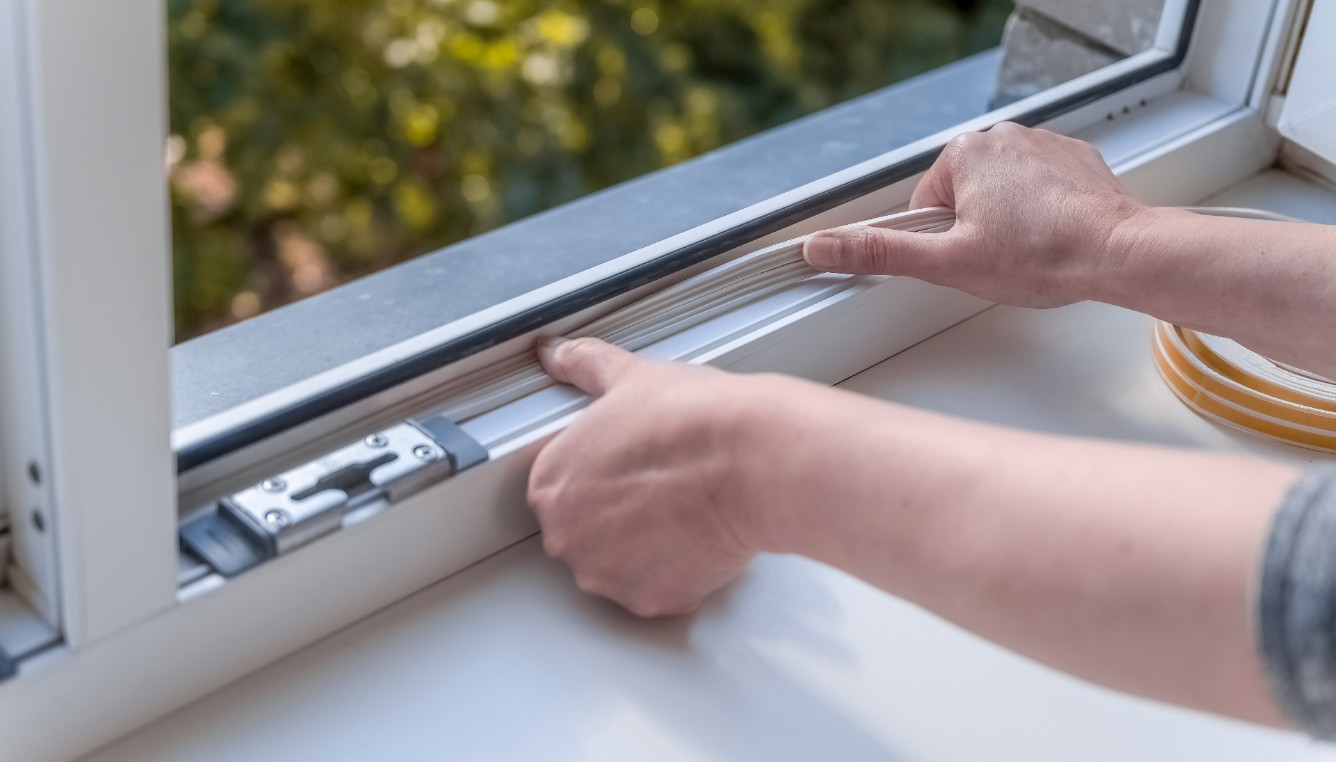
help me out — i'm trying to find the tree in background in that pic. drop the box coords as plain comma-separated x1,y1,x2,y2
167,0,1011,340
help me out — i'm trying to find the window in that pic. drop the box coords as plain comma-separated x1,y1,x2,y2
167,0,1170,341
1,0,1303,759
169,0,1184,469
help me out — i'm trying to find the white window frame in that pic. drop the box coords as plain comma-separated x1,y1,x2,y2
0,0,1311,759
0,0,177,650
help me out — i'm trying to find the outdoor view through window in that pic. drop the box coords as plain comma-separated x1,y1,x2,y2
166,0,1152,341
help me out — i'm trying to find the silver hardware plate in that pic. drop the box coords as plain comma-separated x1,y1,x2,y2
220,422,453,556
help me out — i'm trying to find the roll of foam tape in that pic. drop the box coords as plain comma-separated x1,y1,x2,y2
1153,321,1336,452
1152,207,1336,452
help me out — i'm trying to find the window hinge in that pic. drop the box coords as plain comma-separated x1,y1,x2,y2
180,415,487,579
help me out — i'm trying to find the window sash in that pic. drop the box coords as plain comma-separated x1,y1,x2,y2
175,2,1207,476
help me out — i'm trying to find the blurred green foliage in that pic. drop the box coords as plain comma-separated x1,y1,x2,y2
168,0,1012,340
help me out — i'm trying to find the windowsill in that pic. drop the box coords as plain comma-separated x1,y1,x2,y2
169,50,1003,430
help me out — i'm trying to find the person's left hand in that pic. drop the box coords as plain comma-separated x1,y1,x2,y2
527,336,776,617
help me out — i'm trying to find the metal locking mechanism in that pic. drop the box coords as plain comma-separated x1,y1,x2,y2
181,414,487,578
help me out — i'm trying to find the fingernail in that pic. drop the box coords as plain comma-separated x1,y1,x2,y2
537,335,569,350
803,232,841,269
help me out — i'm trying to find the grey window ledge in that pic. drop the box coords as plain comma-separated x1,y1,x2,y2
171,50,1001,429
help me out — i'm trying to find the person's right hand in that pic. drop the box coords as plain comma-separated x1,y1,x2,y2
803,123,1147,308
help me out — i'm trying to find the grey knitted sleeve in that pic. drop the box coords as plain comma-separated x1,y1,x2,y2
1258,466,1336,739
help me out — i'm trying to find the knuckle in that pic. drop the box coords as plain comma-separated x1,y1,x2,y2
526,446,567,516
561,337,603,367
541,530,569,558
573,572,603,595
526,475,554,516
849,227,893,270
525,467,545,501
627,599,662,619
943,133,976,157
624,591,674,619
941,133,982,171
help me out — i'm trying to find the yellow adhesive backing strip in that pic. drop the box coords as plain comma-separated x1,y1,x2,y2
1153,321,1336,453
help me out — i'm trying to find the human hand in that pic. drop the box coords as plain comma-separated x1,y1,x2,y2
803,123,1147,308
527,337,781,618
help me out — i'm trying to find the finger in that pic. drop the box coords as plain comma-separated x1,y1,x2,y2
911,132,973,209
803,224,957,278
537,336,645,396
910,156,954,210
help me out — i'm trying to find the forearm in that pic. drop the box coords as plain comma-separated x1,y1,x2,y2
754,388,1298,724
1101,208,1336,378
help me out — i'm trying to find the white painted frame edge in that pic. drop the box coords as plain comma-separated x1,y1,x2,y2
0,0,179,647
0,0,60,628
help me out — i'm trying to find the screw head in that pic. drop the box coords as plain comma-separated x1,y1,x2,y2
412,445,437,461
364,433,389,448
261,477,287,493
263,509,292,528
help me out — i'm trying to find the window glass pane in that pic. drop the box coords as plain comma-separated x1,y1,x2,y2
167,0,1165,341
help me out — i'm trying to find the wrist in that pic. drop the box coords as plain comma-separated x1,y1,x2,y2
780,397,1002,604
1090,205,1194,307
709,375,803,556
719,375,875,557
728,382,978,586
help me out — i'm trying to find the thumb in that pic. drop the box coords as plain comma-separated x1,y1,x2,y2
537,336,645,396
803,225,953,278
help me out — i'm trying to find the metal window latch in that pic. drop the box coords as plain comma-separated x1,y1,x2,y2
180,415,487,579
